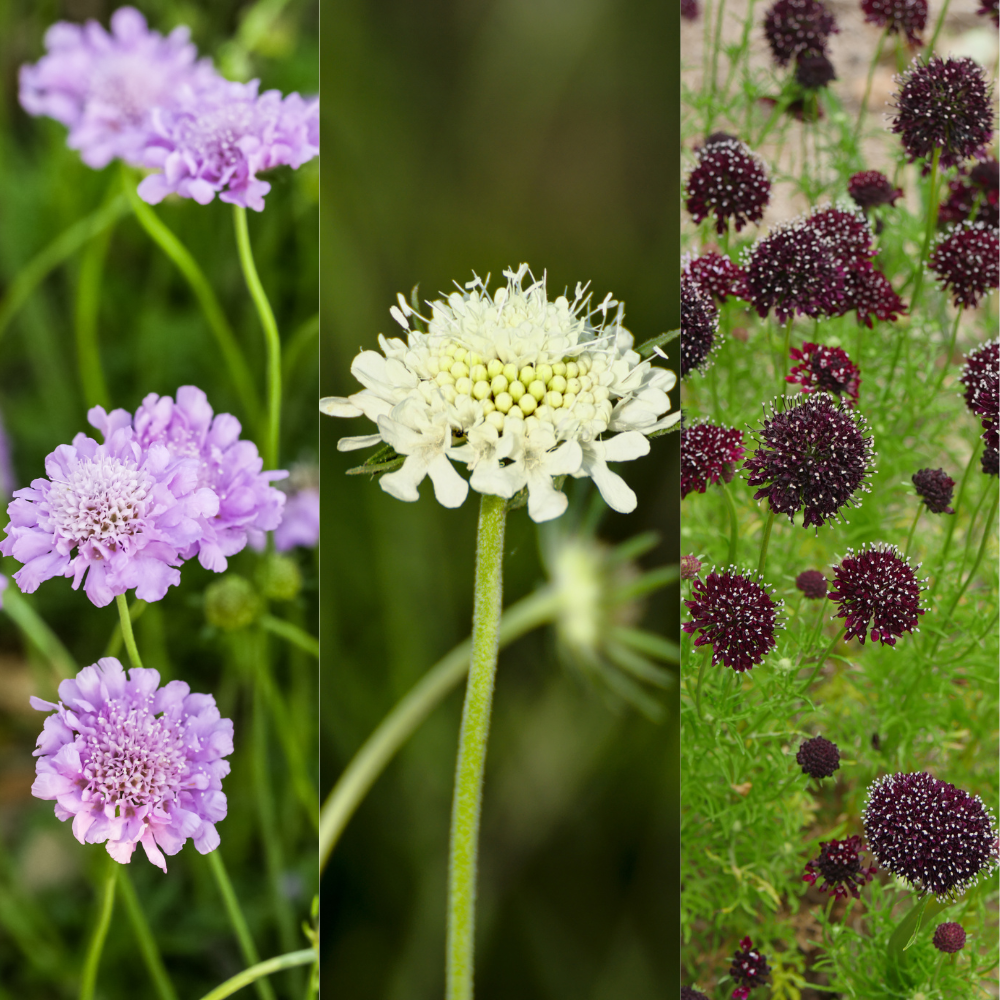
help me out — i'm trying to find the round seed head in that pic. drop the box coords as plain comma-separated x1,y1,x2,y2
797,734,841,778
932,922,966,953
685,138,771,235
912,467,955,514
795,569,828,598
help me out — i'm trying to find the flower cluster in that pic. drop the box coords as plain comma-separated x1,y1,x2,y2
320,266,677,522
912,467,955,514
860,0,927,45
681,419,745,498
763,0,838,67
786,342,861,405
928,222,1000,310
848,170,902,212
796,735,840,778
685,137,771,235
938,157,999,230
682,252,747,303
30,658,232,871
729,936,771,999
681,272,721,377
803,835,877,898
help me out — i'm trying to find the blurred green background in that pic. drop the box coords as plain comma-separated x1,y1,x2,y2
320,1,681,997
0,1,318,996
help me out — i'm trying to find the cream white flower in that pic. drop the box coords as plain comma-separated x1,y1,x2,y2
320,265,677,521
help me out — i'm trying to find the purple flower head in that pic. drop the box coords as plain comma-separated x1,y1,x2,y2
729,936,771,999
138,78,319,212
744,393,875,528
681,0,701,18
796,569,828,598
889,57,994,168
860,0,927,44
848,170,903,211
90,387,286,574
683,568,783,672
841,264,907,328
797,734,841,778
929,222,999,310
250,465,319,552
681,554,703,580
795,52,837,89
0,427,218,607
682,252,747,304
763,0,839,66
959,339,999,419
978,0,999,22
685,138,771,235
681,419,746,498
939,157,1000,230
681,272,720,378
18,7,219,170
787,342,861,405
803,835,878,898
681,988,709,1000
803,205,875,269
932,922,966,953
982,436,999,476
829,542,924,646
912,468,955,514
863,771,998,898
30,657,232,871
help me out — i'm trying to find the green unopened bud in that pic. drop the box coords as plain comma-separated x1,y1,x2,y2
205,575,261,631
256,554,302,602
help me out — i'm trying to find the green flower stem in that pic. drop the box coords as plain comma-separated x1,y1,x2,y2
0,194,130,345
281,313,319,395
234,206,282,471
852,27,889,151
910,145,942,314
120,169,260,427
445,493,507,1000
320,586,558,870
197,949,317,1000
797,599,829,667
206,850,277,1000
928,440,980,594
1,586,77,680
887,893,949,984
79,857,117,1000
117,869,179,1000
115,593,144,670
797,627,842,698
74,199,115,411
694,645,712,722
781,316,793,383
930,307,963,398
757,504,776,577
104,599,148,658
719,479,739,566
903,504,922,560
710,0,728,109
924,0,952,59
260,614,319,658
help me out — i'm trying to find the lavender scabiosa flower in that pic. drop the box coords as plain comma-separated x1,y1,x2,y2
787,342,861,405
912,468,955,514
889,57,995,168
796,569,828,598
744,393,875,528
848,170,903,212
928,223,1000,309
863,771,998,898
932,922,966,953
1,426,218,607
685,137,771,235
138,78,319,211
797,735,841,778
763,0,839,66
30,657,232,871
274,484,318,551
860,0,927,45
681,272,721,377
681,419,745,498
729,936,771,999
18,6,219,170
795,52,837,89
829,542,924,646
681,554,703,580
683,568,783,672
841,265,907,328
682,252,747,304
803,835,877,898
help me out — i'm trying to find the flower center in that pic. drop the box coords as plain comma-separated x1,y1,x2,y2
91,56,173,124
177,99,274,171
817,842,861,882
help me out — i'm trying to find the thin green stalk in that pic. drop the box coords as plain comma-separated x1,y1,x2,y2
104,599,148,658
797,628,842,698
757,504,776,577
781,316,793,383
710,0,728,108
260,614,319,658
903,504,922,560
79,859,117,1000
206,851,276,1000
1,587,77,680
197,950,316,1000
282,313,319,394
116,593,144,670
797,599,829,667
234,206,282,471
928,441,980,594
694,645,712,722
320,587,558,869
446,494,507,1000
719,479,739,566
852,27,889,150
910,146,942,313
118,870,179,1000
924,0,952,59
74,214,113,410
930,308,963,397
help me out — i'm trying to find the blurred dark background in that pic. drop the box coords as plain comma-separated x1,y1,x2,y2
320,0,681,996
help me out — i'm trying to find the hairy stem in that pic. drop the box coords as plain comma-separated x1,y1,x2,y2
197,949,317,1000
79,858,117,1000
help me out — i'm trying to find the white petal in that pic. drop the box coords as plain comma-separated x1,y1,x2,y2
426,454,469,508
470,461,521,498
337,433,384,452
526,472,569,522
320,396,362,417
547,439,583,477
591,464,637,513
647,411,682,433
602,431,651,463
380,454,428,502
390,305,410,329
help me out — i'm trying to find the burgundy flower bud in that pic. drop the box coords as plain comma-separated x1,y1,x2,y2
685,137,771,235
929,222,999,310
681,554,703,580
681,419,746,498
763,0,839,67
803,835,878,898
795,569,828,598
860,0,928,45
681,0,700,18
729,936,771,999
681,272,720,378
938,157,1000,230
795,51,837,88
797,734,841,778
787,341,861,405
982,438,999,476
683,251,748,303
848,170,903,211
932,922,967,953
912,468,955,514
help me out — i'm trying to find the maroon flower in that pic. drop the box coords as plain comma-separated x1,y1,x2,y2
977,0,998,23
681,554,703,580
863,771,998,898
929,222,1000,309
763,0,839,67
932,922,966,953
797,735,841,778
938,157,999,230
889,57,995,168
982,438,998,476
681,0,700,17
829,543,924,646
841,264,907,328
681,419,746,498
744,393,875,528
686,137,771,235
787,342,861,405
848,170,903,211
860,0,927,45
803,835,878,898
683,251,748,303
729,936,771,999
681,272,720,378
795,51,837,89
683,569,783,672
803,205,875,268
796,569,828,598
681,989,709,1000
958,339,999,419
912,468,955,514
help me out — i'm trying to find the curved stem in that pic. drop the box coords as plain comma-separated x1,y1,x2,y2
797,627,842,698
197,949,316,1000
118,869,179,1000
233,206,282,471
910,145,942,314
104,599,148,659
260,614,319,658
903,504,922,560
74,211,114,410
446,494,507,1000
781,316,793,383
852,28,890,150
719,479,739,566
924,0,952,60
928,440,980,595
79,858,117,1000
930,308,963,397
115,593,143,670
757,504,776,577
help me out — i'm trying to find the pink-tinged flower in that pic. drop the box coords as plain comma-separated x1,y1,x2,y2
860,0,927,45
681,272,720,377
681,554,703,580
683,568,783,672
841,265,906,328
681,419,745,498
938,157,999,230
929,222,999,310
682,252,747,303
273,487,318,551
889,57,994,168
829,542,924,646
30,657,232,871
932,922,966,953
138,78,319,212
787,342,861,405
863,771,998,898
685,137,771,235
90,387,286,574
848,170,903,211
729,936,771,999
0,427,218,607
796,569,828,598
803,835,877,898
912,468,955,514
18,6,219,170
763,0,838,66
797,734,840,778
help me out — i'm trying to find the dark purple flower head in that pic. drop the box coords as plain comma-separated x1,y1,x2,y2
841,264,907,328
932,922,966,953
797,734,841,778
682,252,748,303
744,393,875,528
685,138,771,235
848,170,903,211
982,437,999,476
829,542,924,646
683,568,783,672
912,468,955,514
795,52,837,89
681,419,746,498
929,223,999,310
681,554,703,580
803,835,878,898
803,205,875,269
29,657,232,871
681,0,700,18
959,339,999,419
860,0,927,44
681,989,709,1000
889,57,994,168
939,157,1000,230
787,342,861,405
763,0,839,67
796,569,828,598
18,7,219,169
729,936,771,999
681,272,721,378
863,771,998,898
977,0,999,23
